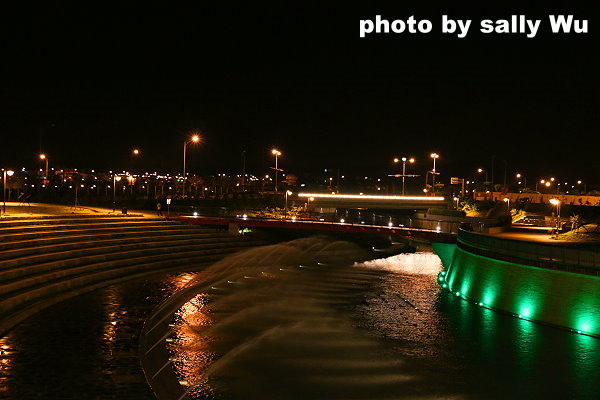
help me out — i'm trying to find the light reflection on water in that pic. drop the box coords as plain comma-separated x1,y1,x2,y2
0,335,13,397
166,246,600,400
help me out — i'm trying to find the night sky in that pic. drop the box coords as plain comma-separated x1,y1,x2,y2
1,4,597,183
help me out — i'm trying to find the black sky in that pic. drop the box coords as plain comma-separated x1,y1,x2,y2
0,3,598,182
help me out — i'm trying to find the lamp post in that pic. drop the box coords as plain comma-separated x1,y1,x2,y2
3,170,14,215
39,154,49,181
131,148,140,175
503,197,510,212
430,153,439,196
394,157,415,195
183,135,200,196
113,175,122,212
516,173,526,190
285,190,293,218
477,168,488,186
307,196,314,213
271,149,281,193
536,179,545,193
550,198,561,235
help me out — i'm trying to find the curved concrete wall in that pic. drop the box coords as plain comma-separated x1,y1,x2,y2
433,243,600,337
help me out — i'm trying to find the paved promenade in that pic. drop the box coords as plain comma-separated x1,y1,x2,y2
0,202,153,218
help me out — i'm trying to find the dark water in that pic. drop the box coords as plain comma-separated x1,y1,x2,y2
1,244,599,399
166,244,600,400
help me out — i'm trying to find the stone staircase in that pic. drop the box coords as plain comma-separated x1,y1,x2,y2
0,215,262,335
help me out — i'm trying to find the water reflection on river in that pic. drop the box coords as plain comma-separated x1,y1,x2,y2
167,249,600,400
0,237,598,399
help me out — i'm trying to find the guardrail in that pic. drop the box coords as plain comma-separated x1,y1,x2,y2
458,229,600,268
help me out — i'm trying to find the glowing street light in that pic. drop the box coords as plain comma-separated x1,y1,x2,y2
113,175,122,212
503,197,510,212
183,134,201,196
39,153,49,180
430,153,439,196
271,148,282,193
516,172,526,189
549,198,561,234
306,196,314,212
3,170,15,215
394,156,415,195
132,148,140,156
477,168,489,185
285,190,293,218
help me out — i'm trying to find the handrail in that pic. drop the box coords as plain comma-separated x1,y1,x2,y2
457,228,600,268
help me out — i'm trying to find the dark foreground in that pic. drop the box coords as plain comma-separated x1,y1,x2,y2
1,250,599,399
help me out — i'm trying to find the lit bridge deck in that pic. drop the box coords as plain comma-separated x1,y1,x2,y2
298,193,447,210
170,216,457,243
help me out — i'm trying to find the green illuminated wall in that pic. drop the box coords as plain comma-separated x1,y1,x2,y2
433,243,600,337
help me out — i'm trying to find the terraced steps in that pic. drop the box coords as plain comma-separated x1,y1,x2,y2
0,227,222,251
0,215,262,335
0,222,207,242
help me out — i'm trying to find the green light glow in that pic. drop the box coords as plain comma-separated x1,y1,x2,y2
519,303,534,319
434,245,600,337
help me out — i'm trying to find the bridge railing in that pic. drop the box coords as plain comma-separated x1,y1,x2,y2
331,212,463,234
458,229,600,268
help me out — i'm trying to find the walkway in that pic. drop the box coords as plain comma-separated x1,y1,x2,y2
0,202,153,218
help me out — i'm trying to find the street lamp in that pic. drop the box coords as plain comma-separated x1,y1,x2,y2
271,148,282,193
113,175,122,212
3,170,14,215
477,168,489,184
285,190,293,218
394,156,415,195
549,198,561,234
516,173,526,189
430,153,439,196
183,134,201,196
503,197,510,212
131,148,140,173
307,196,314,213
39,154,49,181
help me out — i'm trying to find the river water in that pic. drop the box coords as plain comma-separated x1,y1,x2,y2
1,238,599,399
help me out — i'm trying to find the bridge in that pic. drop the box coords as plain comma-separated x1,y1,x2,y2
171,215,457,243
298,193,447,210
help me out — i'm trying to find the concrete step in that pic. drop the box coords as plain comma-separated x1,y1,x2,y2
0,219,186,235
0,227,225,251
0,215,263,336
0,223,219,243
0,216,164,228
0,245,256,315
0,237,262,276
0,232,234,261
